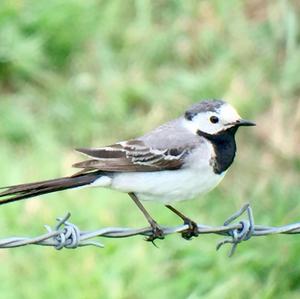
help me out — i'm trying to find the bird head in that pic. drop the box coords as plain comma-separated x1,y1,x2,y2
183,99,255,136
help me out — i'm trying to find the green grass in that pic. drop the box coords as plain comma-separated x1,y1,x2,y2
0,0,300,298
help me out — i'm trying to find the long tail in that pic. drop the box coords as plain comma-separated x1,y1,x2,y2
0,171,102,205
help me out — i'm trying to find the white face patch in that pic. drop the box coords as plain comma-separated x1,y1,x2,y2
183,103,242,135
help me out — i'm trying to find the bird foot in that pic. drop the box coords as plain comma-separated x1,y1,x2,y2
181,218,199,240
146,222,165,245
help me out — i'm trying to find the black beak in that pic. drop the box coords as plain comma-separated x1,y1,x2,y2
237,119,256,126
228,119,256,127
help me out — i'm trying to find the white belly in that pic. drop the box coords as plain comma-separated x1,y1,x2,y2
108,167,225,204
90,141,226,204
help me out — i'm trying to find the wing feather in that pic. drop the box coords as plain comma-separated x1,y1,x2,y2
73,139,188,173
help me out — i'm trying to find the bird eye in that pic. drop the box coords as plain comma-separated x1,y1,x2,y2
210,116,219,124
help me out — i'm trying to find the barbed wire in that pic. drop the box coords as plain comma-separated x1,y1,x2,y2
1,203,300,256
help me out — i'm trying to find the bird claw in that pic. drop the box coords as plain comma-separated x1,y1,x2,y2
145,223,165,245
181,219,199,240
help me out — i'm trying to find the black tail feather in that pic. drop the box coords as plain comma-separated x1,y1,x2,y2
0,172,102,205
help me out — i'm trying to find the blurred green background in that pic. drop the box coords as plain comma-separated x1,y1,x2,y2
0,0,299,298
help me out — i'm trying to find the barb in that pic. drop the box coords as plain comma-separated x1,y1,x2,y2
1,203,300,256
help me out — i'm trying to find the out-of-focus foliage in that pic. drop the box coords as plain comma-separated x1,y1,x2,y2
0,1,299,298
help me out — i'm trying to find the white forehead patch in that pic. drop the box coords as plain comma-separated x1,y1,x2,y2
218,103,241,124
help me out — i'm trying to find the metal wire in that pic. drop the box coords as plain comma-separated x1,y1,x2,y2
1,203,300,256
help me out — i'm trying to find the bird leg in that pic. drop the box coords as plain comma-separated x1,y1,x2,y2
165,205,199,240
129,193,164,242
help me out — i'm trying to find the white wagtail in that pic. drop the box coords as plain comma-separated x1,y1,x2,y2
0,99,255,240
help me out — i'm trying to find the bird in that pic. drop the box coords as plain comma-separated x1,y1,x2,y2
0,99,255,241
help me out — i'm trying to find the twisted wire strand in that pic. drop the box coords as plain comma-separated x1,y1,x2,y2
1,203,300,256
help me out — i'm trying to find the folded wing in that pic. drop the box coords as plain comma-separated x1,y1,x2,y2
73,139,188,172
